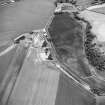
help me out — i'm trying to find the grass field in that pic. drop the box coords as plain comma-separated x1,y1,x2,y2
0,0,56,43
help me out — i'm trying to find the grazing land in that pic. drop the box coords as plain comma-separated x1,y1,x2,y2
0,0,56,43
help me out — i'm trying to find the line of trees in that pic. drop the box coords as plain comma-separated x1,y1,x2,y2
54,0,105,7
92,0,105,4
54,0,76,6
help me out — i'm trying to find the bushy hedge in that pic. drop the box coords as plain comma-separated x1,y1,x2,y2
84,23,105,72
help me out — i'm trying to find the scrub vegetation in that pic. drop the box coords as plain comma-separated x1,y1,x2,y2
48,12,83,61
84,22,105,72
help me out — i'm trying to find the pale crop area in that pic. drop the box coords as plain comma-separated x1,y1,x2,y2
79,10,105,42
